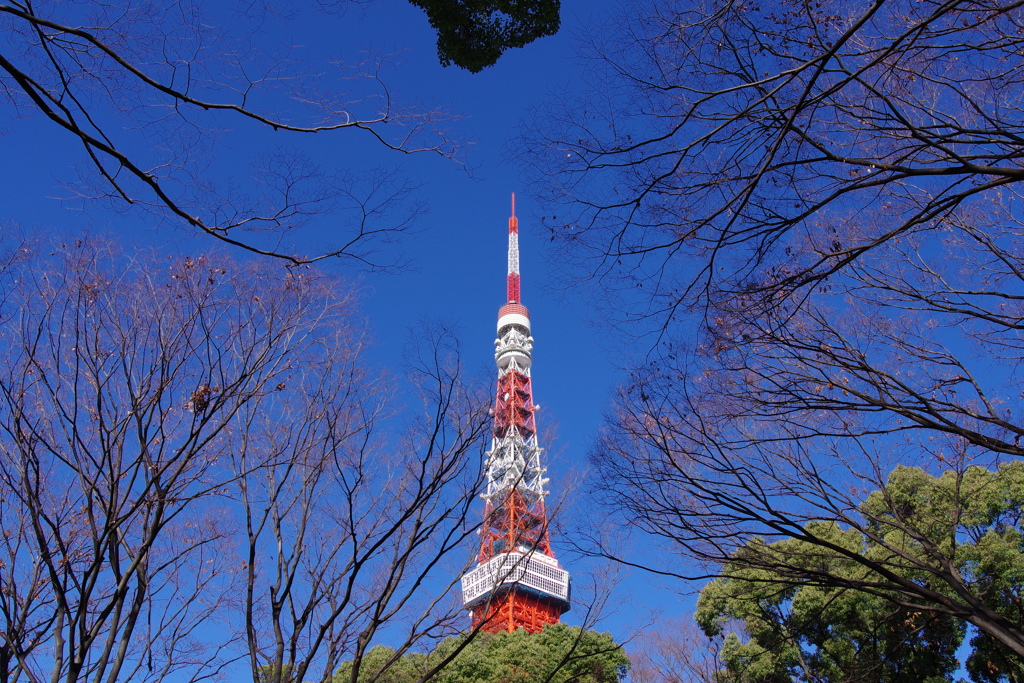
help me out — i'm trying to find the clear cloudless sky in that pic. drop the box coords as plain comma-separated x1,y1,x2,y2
0,0,692,638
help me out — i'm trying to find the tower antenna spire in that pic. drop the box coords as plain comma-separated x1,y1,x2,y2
507,193,520,304
460,196,571,634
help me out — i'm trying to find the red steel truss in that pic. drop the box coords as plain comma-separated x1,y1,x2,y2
472,587,564,635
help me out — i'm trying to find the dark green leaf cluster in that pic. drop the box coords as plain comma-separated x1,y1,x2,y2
408,0,560,72
335,625,628,683
258,663,304,683
335,646,429,683
696,463,1024,683
865,464,1024,683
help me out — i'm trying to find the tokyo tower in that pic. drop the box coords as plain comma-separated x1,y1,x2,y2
460,195,571,633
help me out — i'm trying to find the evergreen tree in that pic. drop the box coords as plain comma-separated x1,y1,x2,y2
696,463,1024,683
336,625,628,683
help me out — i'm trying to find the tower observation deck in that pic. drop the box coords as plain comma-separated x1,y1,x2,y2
460,195,571,633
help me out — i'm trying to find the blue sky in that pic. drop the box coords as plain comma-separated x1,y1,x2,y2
0,0,691,639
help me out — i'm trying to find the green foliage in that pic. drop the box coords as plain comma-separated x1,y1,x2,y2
866,464,1024,683
257,663,304,683
408,0,560,72
335,646,429,683
696,530,963,682
434,625,628,683
335,625,628,683
696,463,1024,683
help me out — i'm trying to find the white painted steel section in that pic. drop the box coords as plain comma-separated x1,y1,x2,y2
481,426,548,505
461,551,570,608
497,313,530,334
508,231,520,276
495,328,533,370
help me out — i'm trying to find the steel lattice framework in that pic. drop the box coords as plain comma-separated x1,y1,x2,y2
460,196,571,634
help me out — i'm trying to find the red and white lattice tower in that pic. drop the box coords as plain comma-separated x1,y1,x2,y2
460,195,571,633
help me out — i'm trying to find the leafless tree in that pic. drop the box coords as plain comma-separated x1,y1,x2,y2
0,242,491,683
239,324,492,683
629,618,719,683
524,0,1024,666
527,0,1024,310
0,0,459,264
